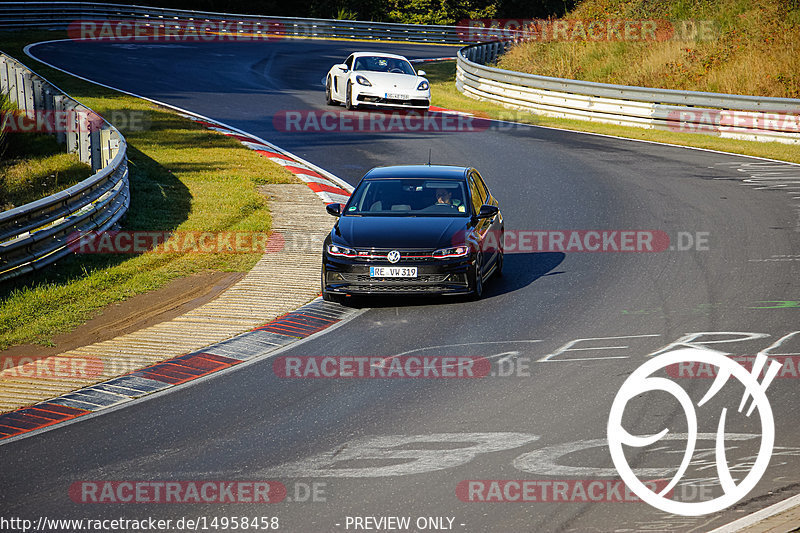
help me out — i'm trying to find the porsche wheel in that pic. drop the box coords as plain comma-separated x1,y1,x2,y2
345,81,357,110
325,76,336,106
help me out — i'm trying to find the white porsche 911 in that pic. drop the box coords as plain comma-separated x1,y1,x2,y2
325,52,431,111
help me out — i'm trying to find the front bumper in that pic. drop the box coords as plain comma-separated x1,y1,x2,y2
352,86,431,109
323,254,471,296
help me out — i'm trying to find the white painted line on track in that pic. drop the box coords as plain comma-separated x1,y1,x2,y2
706,492,800,533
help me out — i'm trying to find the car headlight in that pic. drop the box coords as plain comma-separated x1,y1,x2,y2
417,80,429,91
432,245,469,259
355,75,372,87
327,244,357,258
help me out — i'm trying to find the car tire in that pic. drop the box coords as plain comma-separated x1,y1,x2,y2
345,81,357,110
321,269,341,303
325,77,337,106
322,290,340,303
494,250,503,278
469,254,484,300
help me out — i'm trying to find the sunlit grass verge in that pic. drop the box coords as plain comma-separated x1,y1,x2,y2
0,32,298,350
425,61,800,164
0,126,92,210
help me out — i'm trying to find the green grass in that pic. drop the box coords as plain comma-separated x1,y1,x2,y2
0,93,9,159
0,128,92,210
0,31,298,350
426,60,800,164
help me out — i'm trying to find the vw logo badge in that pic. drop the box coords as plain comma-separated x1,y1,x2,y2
387,250,400,263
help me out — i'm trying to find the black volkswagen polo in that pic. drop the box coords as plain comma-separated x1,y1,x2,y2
321,165,503,301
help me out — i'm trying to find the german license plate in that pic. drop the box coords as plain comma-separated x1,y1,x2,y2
386,93,408,100
370,266,417,278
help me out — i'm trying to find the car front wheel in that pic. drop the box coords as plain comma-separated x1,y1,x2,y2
469,254,484,300
325,76,337,106
494,250,503,277
321,269,341,303
345,81,357,110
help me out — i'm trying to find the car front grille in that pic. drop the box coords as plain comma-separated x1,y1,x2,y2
351,250,437,262
340,273,453,283
356,96,429,107
347,284,463,293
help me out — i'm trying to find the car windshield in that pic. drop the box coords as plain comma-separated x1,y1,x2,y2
343,178,470,217
352,56,416,76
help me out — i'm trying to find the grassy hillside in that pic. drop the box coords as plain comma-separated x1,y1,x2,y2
498,0,800,98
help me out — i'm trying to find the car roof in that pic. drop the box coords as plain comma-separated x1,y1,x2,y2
350,52,410,61
362,165,471,180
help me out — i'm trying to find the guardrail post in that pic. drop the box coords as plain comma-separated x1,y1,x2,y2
64,100,78,154
109,130,121,160
77,106,91,164
0,57,8,93
42,84,54,113
10,65,21,105
100,126,112,167
54,93,67,145
5,63,17,104
32,75,45,115
90,124,102,171
18,71,36,117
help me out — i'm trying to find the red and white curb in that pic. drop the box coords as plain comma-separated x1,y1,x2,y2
0,300,362,443
410,56,457,63
429,105,474,117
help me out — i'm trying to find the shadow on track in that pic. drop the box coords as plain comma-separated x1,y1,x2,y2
340,252,566,308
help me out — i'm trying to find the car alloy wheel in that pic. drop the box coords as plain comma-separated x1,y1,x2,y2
494,251,503,277
345,80,357,110
321,269,340,303
470,253,483,300
325,77,336,106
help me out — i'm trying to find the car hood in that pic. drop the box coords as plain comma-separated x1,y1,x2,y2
355,72,424,91
334,216,467,249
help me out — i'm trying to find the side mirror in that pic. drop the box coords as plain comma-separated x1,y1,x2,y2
326,203,342,217
417,70,426,76
476,204,499,219
336,64,349,72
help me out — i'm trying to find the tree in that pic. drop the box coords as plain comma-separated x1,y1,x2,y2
386,0,498,25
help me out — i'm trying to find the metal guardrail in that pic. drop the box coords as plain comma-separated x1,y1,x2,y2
0,2,478,44
457,41,800,144
0,52,128,282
